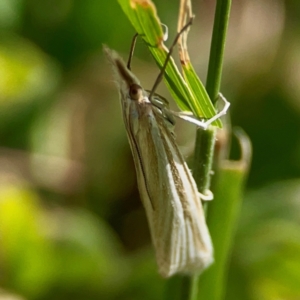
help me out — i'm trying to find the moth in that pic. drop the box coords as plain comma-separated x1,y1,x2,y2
104,19,229,278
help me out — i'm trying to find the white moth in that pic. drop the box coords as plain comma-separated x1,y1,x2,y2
104,46,214,278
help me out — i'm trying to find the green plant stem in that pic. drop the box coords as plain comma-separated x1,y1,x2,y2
206,0,232,102
193,128,217,195
181,1,232,300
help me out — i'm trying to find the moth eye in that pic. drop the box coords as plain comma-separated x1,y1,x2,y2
129,84,142,100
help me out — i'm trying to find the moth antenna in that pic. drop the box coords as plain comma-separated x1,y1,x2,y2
148,17,194,101
127,33,139,70
127,22,169,71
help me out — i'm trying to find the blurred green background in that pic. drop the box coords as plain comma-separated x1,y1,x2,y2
1,0,300,299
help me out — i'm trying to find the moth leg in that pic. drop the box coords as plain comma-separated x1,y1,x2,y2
198,190,213,201
170,111,208,129
150,96,166,109
198,93,230,129
165,93,230,129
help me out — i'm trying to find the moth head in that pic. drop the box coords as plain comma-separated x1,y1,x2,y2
103,45,140,88
129,84,144,101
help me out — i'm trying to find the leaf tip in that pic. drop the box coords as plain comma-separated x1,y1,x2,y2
130,0,151,9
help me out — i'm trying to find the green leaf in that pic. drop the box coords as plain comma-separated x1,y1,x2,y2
198,129,252,300
182,62,220,124
118,0,222,127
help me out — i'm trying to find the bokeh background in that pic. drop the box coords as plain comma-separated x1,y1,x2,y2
1,0,300,299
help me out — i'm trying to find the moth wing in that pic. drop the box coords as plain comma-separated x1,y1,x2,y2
127,104,213,277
